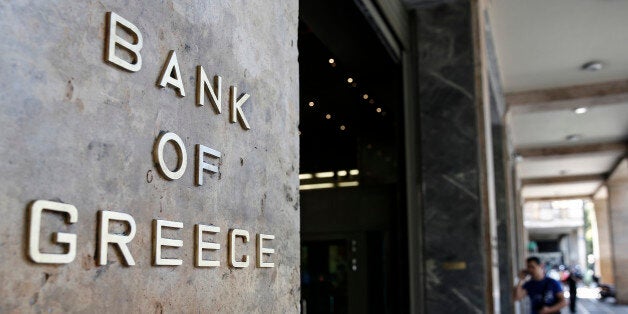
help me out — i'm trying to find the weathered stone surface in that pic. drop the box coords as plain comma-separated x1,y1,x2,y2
593,196,614,284
0,1,300,312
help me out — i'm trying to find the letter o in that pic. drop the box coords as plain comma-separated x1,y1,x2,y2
153,132,187,180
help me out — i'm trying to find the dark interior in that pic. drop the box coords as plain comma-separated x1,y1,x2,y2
298,0,408,313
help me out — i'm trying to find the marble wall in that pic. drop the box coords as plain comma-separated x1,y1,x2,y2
493,125,514,314
415,2,491,313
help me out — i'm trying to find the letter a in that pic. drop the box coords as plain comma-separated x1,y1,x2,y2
105,12,143,72
158,50,186,97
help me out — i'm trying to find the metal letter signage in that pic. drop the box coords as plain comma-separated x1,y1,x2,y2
153,219,184,266
153,131,188,181
196,144,221,186
105,12,143,72
23,11,276,273
229,229,250,268
196,66,222,113
98,210,137,266
28,200,78,264
157,50,186,97
229,86,251,130
195,224,221,267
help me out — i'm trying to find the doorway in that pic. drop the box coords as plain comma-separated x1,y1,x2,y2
298,0,407,313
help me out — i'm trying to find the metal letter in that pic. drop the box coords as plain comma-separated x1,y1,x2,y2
256,234,275,268
28,200,78,264
157,50,186,97
98,210,136,266
105,12,143,72
228,229,250,268
153,132,187,180
196,66,222,113
195,224,220,267
153,219,183,266
229,86,251,130
195,144,221,186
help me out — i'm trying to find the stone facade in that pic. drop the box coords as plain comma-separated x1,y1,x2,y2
608,159,628,303
0,1,300,312
593,195,614,284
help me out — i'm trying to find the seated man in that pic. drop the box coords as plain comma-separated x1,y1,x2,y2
513,256,567,314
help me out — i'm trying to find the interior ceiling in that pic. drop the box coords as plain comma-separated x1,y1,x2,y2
521,181,601,199
527,227,580,238
299,0,400,173
517,151,623,179
488,0,628,200
510,103,628,149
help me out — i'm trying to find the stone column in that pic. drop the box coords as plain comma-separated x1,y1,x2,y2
608,159,628,303
414,1,498,312
493,125,514,314
593,190,615,284
577,226,587,271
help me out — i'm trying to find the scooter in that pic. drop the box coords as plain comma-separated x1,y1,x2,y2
598,283,616,301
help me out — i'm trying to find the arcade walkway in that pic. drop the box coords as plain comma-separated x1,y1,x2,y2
572,287,628,314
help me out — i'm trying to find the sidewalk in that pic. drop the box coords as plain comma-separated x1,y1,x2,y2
566,287,628,314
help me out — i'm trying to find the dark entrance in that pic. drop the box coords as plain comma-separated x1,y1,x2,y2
298,1,408,313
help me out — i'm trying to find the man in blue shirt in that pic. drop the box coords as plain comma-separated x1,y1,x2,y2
513,257,567,314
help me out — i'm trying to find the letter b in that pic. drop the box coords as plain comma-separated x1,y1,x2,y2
105,12,143,72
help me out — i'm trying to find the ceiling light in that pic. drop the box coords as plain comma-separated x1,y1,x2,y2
340,125,346,131
328,58,335,64
369,99,375,104
315,171,335,178
513,154,523,162
376,108,382,113
300,183,334,190
566,134,582,142
338,181,359,187
308,101,315,107
362,94,368,100
347,78,353,83
573,107,587,114
351,83,357,87
325,114,331,119
581,61,604,72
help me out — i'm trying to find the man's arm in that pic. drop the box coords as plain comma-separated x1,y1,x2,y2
512,271,528,301
539,292,567,314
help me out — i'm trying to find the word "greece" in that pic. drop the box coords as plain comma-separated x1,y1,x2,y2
28,200,275,268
